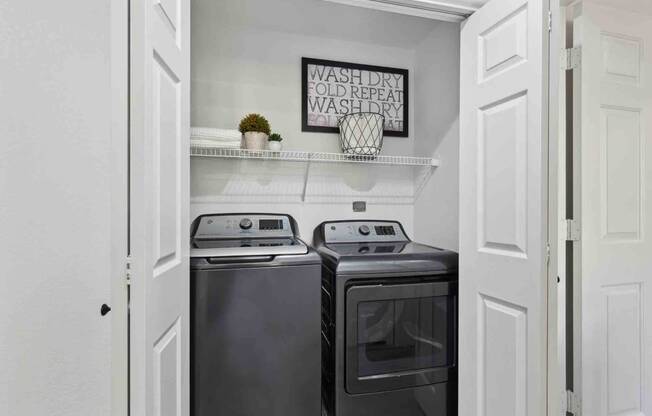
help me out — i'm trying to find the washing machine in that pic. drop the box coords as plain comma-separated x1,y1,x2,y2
191,213,322,416
314,220,459,416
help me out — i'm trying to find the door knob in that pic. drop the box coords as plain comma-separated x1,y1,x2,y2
100,304,111,316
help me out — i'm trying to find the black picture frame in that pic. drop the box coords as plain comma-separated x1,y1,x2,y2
301,57,409,137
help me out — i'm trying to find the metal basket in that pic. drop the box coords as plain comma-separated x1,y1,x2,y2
337,112,385,157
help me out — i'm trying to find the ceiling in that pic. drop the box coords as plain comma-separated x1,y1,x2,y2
194,0,448,49
561,0,652,15
585,0,652,15
323,0,490,20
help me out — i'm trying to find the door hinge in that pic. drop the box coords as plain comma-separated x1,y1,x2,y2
562,47,581,70
548,10,553,32
125,255,132,287
561,219,581,241
562,390,581,415
546,244,551,266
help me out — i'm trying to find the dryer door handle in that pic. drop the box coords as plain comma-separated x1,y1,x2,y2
206,255,275,264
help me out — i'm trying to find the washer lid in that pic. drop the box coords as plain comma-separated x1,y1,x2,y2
191,237,308,258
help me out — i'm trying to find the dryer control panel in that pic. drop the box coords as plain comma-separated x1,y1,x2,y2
322,220,409,243
193,214,295,239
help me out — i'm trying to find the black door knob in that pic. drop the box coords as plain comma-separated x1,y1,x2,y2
100,304,111,316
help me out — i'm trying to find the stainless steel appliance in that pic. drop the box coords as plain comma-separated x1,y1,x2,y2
314,220,458,416
191,213,321,416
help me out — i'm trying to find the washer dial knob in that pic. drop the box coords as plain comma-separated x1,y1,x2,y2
358,225,371,236
239,218,253,230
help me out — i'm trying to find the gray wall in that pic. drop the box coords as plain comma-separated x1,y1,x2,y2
0,1,114,415
191,0,461,244
413,22,461,250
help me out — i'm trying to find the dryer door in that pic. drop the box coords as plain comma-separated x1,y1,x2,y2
345,280,457,394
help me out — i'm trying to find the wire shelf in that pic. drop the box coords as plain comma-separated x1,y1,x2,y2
190,145,439,202
190,146,440,167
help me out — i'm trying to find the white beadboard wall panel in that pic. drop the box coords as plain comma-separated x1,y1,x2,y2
191,160,417,242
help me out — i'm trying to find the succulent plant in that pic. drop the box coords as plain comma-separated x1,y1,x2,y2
268,133,283,142
238,113,271,135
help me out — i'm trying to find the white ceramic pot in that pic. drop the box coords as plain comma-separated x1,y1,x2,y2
268,141,282,152
243,131,269,150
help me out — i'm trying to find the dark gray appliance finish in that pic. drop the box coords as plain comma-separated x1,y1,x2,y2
314,220,459,416
191,213,322,416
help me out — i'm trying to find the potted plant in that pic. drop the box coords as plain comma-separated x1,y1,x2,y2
268,133,283,152
239,113,271,150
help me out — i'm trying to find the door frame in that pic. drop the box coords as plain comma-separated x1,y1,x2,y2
110,0,129,415
548,1,562,415
111,0,565,414
555,4,574,414
560,3,585,411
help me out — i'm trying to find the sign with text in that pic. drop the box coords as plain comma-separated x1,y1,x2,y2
302,58,409,137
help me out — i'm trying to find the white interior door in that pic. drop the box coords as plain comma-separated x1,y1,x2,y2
130,0,190,414
574,3,652,416
459,0,551,414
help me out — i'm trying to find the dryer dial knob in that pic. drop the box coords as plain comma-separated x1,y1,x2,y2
358,225,371,236
239,218,253,230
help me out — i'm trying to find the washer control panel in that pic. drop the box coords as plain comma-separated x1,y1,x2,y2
323,221,409,243
194,214,294,239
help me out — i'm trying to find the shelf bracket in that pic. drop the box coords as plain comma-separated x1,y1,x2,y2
414,162,438,201
301,157,312,202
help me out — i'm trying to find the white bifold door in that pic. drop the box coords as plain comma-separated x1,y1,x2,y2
573,3,652,416
130,0,190,415
460,0,552,415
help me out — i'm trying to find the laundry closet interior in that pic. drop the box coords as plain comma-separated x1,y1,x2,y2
190,0,461,249
184,0,550,415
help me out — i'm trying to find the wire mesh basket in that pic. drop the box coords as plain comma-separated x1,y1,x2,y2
337,112,385,157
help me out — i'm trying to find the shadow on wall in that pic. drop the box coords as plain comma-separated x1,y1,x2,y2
414,23,460,156
413,22,461,251
190,158,419,204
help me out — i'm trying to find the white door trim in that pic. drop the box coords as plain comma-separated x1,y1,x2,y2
569,6,584,408
548,2,561,415
110,0,129,414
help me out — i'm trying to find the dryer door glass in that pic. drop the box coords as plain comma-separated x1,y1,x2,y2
345,280,457,394
357,296,453,376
